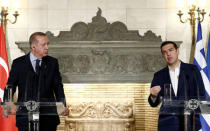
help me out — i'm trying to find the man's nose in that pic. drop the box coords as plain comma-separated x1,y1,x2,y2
166,51,169,55
45,45,48,49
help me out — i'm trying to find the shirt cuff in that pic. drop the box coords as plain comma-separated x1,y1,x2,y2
150,95,157,103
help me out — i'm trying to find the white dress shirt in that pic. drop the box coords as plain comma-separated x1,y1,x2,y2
168,62,180,96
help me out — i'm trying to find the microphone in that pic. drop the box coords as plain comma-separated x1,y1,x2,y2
37,60,46,102
37,61,45,102
191,66,200,100
181,68,188,100
181,68,190,131
3,84,13,102
25,70,33,101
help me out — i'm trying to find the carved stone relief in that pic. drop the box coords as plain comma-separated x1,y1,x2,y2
58,54,165,75
65,101,134,131
68,102,133,119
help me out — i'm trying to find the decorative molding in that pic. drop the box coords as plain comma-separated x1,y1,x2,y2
68,101,133,119
65,100,134,131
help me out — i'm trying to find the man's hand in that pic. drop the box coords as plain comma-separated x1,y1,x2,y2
2,105,9,118
2,102,16,118
61,107,69,116
150,86,161,98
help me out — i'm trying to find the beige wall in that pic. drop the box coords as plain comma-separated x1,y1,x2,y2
4,1,210,130
5,0,210,64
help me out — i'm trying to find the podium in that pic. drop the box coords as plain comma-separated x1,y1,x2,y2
1,88,65,131
159,97,210,131
1,85,66,131
1,100,65,131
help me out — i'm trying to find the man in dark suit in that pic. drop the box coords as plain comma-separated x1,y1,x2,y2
4,32,69,131
148,41,205,131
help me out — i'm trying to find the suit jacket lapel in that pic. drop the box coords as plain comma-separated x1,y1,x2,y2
25,53,34,73
40,57,48,89
177,62,185,98
41,56,48,76
36,56,48,99
24,53,35,101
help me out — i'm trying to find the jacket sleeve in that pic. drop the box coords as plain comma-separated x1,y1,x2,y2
4,60,18,101
53,59,66,106
148,72,162,107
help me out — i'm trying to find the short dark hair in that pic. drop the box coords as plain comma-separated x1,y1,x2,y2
160,41,178,52
29,32,47,46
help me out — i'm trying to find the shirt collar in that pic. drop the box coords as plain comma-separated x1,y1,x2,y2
30,52,42,61
168,61,181,71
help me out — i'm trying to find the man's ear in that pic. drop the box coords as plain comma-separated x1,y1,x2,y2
31,44,35,49
177,48,180,55
30,44,35,49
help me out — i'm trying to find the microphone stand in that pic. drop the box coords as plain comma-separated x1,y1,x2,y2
25,71,32,102
25,68,41,131
30,62,42,131
191,66,200,131
182,70,188,131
